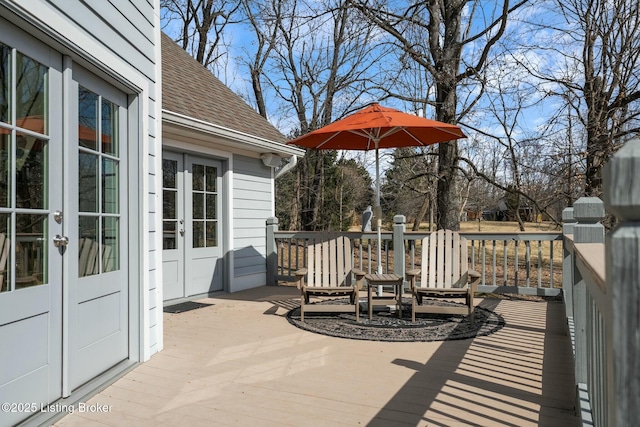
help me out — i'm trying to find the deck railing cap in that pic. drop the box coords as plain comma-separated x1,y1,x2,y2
573,197,605,222
603,137,640,220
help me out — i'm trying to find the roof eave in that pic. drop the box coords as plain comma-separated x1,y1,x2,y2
162,109,305,157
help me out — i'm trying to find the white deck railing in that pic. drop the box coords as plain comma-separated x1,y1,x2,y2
267,226,562,296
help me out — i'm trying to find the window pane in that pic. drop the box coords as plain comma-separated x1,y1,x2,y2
192,164,204,191
79,216,99,277
0,43,9,124
206,194,216,219
102,217,119,273
78,87,98,150
101,98,118,156
0,214,11,292
102,158,118,214
15,52,47,134
79,152,98,212
0,134,9,207
16,132,47,209
193,220,204,248
163,159,177,189
206,221,217,247
15,214,47,288
163,221,176,250
205,166,217,192
192,192,204,219
163,190,176,219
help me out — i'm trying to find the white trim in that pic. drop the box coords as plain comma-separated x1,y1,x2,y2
152,0,164,357
162,110,305,157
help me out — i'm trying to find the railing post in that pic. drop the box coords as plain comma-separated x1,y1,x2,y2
562,207,576,318
573,197,605,244
393,215,406,284
266,217,279,286
572,196,605,422
604,138,640,427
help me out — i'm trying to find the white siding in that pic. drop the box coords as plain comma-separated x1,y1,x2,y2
232,155,272,292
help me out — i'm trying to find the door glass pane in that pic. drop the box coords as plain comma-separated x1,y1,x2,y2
206,194,216,219
102,158,118,214
163,159,177,189
0,134,9,207
163,190,176,219
101,98,118,156
163,221,177,250
193,221,204,248
205,166,217,192
192,164,204,191
78,216,99,277
16,132,47,209
15,52,47,134
0,214,11,292
0,43,9,124
15,214,47,288
78,87,98,150
206,221,217,247
193,192,204,219
79,152,98,212
102,217,118,273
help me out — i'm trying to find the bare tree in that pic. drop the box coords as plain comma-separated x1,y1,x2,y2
520,0,640,197
350,0,529,230
258,0,383,230
161,0,241,74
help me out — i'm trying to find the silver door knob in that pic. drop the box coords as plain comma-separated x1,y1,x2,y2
53,235,69,247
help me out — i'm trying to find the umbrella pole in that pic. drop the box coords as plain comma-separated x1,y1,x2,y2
376,146,382,276
375,145,383,298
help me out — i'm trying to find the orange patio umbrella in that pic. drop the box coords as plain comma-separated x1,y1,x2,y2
287,102,466,274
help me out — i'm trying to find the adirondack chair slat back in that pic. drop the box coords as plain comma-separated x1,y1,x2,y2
307,235,353,287
421,229,469,289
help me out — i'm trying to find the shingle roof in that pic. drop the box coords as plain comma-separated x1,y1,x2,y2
161,32,286,144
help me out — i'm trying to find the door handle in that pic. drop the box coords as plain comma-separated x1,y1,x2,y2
53,235,69,247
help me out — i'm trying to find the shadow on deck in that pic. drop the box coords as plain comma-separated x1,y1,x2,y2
56,285,578,426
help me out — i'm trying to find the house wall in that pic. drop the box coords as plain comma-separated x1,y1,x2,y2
231,154,273,292
1,0,161,360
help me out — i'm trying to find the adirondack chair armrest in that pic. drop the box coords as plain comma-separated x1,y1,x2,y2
293,268,308,289
468,269,481,293
352,268,366,288
406,269,420,290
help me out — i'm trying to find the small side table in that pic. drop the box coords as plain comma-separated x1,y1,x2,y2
365,273,404,320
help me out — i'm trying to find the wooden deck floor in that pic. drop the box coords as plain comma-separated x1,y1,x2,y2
55,286,579,426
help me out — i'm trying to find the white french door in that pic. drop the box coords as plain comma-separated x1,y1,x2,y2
0,21,64,426
0,26,132,427
163,153,223,301
65,66,129,390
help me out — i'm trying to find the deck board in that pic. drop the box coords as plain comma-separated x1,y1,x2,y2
56,286,579,427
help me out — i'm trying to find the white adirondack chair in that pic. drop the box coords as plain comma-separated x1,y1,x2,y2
293,235,366,321
406,229,480,323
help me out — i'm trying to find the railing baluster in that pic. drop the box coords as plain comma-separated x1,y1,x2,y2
492,240,497,287
470,240,475,271
538,240,542,288
550,241,554,288
481,239,486,286
503,240,508,287
525,240,531,287
515,240,519,286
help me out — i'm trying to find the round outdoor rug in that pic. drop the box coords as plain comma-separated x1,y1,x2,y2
286,298,505,342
